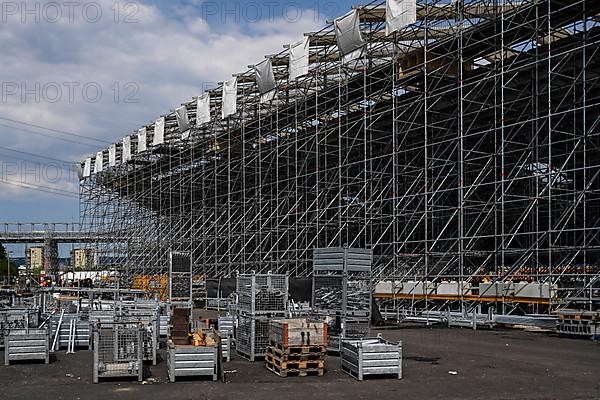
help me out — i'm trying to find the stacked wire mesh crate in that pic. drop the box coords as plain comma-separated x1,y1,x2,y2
236,273,289,361
312,248,373,352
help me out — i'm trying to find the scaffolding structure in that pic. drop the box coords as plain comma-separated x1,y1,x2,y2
80,0,600,313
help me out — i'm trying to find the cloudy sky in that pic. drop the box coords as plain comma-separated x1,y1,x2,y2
0,0,355,225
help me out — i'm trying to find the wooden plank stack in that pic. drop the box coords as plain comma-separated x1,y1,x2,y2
266,318,327,377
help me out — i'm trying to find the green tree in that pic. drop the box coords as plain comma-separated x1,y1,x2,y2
0,243,19,279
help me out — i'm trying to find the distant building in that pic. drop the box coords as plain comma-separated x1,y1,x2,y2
71,248,96,270
27,246,44,274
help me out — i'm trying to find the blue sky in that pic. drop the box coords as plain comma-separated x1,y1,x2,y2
0,0,357,223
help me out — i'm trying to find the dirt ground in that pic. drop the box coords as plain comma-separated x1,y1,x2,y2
1,326,599,400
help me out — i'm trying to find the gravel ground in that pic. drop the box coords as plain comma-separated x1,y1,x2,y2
1,326,599,400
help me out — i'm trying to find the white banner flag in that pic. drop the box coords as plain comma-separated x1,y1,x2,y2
196,94,211,126
153,117,165,146
83,158,91,178
289,37,310,80
175,106,191,139
138,127,147,153
386,0,417,35
335,10,364,56
95,151,103,174
221,77,238,119
255,59,276,95
122,136,132,163
108,145,116,167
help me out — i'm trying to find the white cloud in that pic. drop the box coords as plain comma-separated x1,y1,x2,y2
0,0,325,206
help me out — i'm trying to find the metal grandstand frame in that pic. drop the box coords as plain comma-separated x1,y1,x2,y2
80,0,600,313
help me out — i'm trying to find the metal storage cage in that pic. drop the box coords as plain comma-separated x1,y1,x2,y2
312,248,373,347
167,344,218,382
237,314,272,361
169,252,193,308
4,328,50,366
341,335,403,381
92,322,143,383
236,273,289,361
167,340,218,382
119,309,160,365
1,308,40,350
237,273,289,314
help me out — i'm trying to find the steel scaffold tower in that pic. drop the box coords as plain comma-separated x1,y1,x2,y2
80,0,600,311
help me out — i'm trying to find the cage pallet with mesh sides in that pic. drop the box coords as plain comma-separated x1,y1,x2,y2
4,328,50,366
92,322,143,383
341,335,403,381
237,313,286,361
236,273,289,314
312,248,373,344
119,313,159,366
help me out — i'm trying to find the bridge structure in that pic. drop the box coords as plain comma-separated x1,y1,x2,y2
0,223,124,277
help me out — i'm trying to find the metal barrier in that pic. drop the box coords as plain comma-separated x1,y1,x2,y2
5,328,50,366
341,335,402,381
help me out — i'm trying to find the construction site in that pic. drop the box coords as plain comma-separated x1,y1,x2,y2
1,0,599,398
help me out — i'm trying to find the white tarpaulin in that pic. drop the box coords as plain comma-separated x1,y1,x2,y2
196,94,211,126
138,127,147,153
289,36,310,80
334,10,364,58
221,77,238,119
122,136,132,163
153,117,165,146
95,151,103,174
108,144,116,167
255,58,276,100
83,158,91,178
176,106,191,139
386,0,417,35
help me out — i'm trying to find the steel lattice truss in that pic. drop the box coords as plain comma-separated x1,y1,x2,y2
80,0,600,310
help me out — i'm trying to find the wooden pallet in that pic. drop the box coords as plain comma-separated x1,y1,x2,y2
266,353,325,370
265,362,325,377
266,346,324,360
268,340,326,354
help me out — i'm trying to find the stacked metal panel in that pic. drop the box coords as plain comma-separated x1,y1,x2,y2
236,273,289,361
312,248,372,350
218,316,235,362
92,322,144,383
341,336,402,381
50,313,91,349
556,311,600,339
